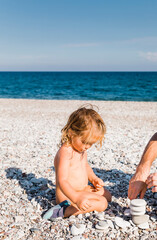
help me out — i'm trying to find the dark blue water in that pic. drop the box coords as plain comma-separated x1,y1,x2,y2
0,72,156,101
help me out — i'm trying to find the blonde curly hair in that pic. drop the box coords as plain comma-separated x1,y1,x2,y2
61,106,106,148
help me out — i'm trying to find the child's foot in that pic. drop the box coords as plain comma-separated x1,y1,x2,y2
43,200,71,221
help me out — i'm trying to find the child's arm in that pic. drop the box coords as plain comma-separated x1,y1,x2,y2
56,148,79,204
86,160,104,189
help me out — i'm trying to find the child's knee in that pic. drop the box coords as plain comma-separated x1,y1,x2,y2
107,192,112,202
99,198,108,212
104,189,112,202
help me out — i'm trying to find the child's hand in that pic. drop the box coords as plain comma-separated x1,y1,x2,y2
92,177,104,190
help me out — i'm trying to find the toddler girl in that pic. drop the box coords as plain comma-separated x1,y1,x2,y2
43,106,111,220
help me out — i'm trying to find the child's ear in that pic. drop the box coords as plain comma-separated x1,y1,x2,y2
68,128,73,138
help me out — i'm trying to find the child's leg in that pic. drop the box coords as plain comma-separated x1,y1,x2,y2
84,185,112,202
64,191,108,217
96,187,112,202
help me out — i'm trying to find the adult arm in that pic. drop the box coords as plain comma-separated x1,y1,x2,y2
128,132,157,199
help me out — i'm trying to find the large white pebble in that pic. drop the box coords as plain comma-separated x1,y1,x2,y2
115,217,131,229
130,199,146,207
138,222,149,229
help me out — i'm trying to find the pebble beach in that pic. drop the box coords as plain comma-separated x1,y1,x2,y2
0,99,157,240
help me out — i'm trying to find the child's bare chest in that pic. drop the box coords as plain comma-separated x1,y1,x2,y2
68,152,88,189
69,152,86,170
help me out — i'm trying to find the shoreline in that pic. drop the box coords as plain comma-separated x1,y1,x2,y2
0,97,157,102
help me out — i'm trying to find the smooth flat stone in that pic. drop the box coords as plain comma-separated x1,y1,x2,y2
115,217,131,229
30,178,41,184
76,224,86,233
138,222,149,229
106,219,114,229
98,220,108,227
130,199,146,207
95,221,109,230
130,210,145,216
71,224,85,236
130,205,146,212
95,224,109,231
132,214,149,225
96,212,105,220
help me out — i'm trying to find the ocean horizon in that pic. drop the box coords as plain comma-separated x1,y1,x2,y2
0,71,156,101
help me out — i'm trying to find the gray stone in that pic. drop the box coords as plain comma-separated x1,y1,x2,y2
154,192,157,199
130,209,145,216
77,214,83,219
130,205,146,212
130,199,146,207
124,208,131,216
115,217,131,229
95,221,109,230
132,214,149,225
150,215,157,222
106,219,114,229
95,212,104,220
138,222,149,229
30,228,40,233
31,178,41,184
71,224,85,236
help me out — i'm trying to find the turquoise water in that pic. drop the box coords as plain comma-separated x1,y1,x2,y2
0,72,156,101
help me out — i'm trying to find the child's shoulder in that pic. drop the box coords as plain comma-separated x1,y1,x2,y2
57,144,73,158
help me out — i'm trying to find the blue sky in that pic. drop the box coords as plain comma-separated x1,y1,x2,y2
0,0,157,71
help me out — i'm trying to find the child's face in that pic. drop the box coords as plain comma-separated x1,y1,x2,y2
71,136,92,153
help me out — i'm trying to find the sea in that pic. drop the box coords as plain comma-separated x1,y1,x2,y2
0,72,156,101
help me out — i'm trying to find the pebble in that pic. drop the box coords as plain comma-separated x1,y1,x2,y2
14,215,24,223
124,208,131,216
30,227,40,233
95,220,109,231
132,214,149,225
95,212,105,220
71,224,86,236
106,219,114,229
71,237,85,240
115,217,131,229
77,214,83,219
130,205,146,212
130,210,146,216
130,199,146,207
154,193,157,199
138,222,149,229
150,215,157,222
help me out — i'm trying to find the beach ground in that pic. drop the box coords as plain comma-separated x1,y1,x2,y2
0,99,157,240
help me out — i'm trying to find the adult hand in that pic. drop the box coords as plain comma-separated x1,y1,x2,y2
128,169,149,200
146,173,157,192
